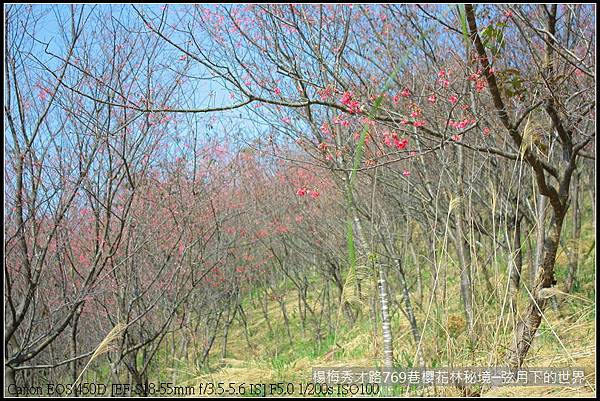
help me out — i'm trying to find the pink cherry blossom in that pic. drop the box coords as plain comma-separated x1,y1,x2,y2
475,79,486,92
383,132,393,147
394,138,409,150
340,91,361,114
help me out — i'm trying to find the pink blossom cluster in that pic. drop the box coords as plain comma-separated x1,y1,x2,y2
393,88,411,105
468,71,487,92
340,91,362,114
383,132,409,150
318,85,334,100
437,69,451,88
475,79,487,92
296,187,320,198
333,115,350,126
448,118,476,130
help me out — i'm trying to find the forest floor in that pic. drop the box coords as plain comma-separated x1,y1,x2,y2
169,264,595,397
147,221,596,397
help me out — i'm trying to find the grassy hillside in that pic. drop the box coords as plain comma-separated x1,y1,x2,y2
81,216,596,397
159,239,595,396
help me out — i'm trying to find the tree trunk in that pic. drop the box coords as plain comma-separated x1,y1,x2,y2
454,145,475,341
396,258,425,367
71,315,80,385
262,288,273,335
277,297,293,346
410,244,423,307
533,194,547,285
221,303,238,360
4,363,16,397
565,171,581,294
378,264,394,368
509,214,523,314
508,211,565,369
237,305,253,351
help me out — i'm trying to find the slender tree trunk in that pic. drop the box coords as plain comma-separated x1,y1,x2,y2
262,288,273,335
378,264,393,368
200,310,224,368
369,293,379,349
396,258,425,367
534,194,547,282
4,363,16,397
277,297,293,346
454,221,475,342
297,288,305,335
221,303,238,360
352,212,366,300
454,146,475,341
237,305,253,351
509,215,523,314
324,280,334,336
331,265,357,324
508,211,565,369
70,314,80,385
477,237,495,298
528,231,536,288
346,173,394,369
410,244,423,307
565,171,581,294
